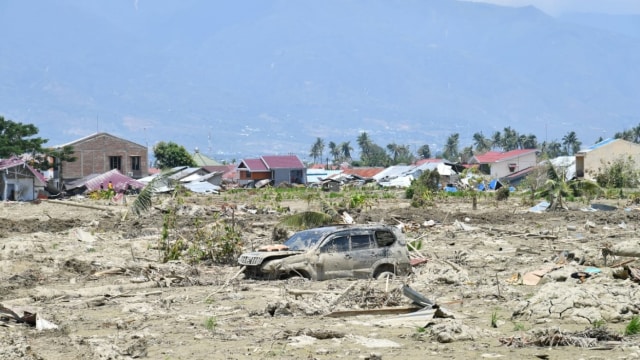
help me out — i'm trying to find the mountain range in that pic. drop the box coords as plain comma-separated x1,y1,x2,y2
1,0,640,162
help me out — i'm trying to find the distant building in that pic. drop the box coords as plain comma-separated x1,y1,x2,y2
469,149,538,179
191,148,221,166
56,132,148,185
575,138,640,180
237,155,306,186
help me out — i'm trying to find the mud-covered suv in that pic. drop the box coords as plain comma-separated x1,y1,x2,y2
238,224,412,280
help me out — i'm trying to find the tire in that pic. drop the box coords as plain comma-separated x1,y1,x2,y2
376,271,396,280
373,265,396,280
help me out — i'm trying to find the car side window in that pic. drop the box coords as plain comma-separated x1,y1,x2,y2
351,234,372,250
374,230,396,247
320,235,350,253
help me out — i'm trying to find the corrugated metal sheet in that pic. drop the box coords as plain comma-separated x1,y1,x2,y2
202,165,237,179
373,165,414,181
261,155,304,169
183,182,220,193
0,157,47,185
240,158,268,171
580,138,617,153
168,167,202,181
473,149,537,163
66,169,145,192
191,151,221,166
414,158,447,166
341,167,384,178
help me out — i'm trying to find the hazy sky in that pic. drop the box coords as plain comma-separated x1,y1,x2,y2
463,0,640,15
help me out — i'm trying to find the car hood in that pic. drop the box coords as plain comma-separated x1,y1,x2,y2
237,250,303,266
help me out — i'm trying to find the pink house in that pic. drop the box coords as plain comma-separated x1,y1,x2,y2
237,155,306,186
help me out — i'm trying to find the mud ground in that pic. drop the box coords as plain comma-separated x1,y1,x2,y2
1,190,640,359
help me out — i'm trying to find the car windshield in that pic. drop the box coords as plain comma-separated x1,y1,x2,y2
283,228,330,250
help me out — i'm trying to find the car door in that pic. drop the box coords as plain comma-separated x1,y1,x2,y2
350,231,387,278
315,233,353,280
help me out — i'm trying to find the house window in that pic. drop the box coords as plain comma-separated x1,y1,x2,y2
109,156,122,170
508,163,517,172
130,156,141,171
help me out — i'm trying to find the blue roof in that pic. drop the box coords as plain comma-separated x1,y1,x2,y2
582,138,616,152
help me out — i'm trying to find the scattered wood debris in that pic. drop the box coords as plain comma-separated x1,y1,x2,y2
499,327,624,348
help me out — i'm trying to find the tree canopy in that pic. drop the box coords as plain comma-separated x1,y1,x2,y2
153,141,197,168
0,116,48,158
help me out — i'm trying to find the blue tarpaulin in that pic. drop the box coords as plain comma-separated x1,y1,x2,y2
489,179,502,190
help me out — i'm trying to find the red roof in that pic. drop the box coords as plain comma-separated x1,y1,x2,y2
472,149,537,164
261,155,304,169
239,158,268,171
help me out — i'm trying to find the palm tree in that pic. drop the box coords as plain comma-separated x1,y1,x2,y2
129,167,183,216
562,131,581,155
545,140,563,158
517,134,527,149
340,141,353,161
472,132,491,153
328,141,340,162
537,162,600,211
309,137,324,164
386,142,400,163
460,146,474,163
393,144,415,165
491,131,502,150
523,134,538,149
416,144,431,159
633,123,640,143
357,132,372,159
442,133,460,161
615,129,634,142
501,126,519,151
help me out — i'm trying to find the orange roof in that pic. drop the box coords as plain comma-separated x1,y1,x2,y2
342,167,385,178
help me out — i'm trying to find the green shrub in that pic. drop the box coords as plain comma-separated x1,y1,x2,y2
496,187,510,201
625,316,640,336
594,156,640,189
406,170,440,207
203,316,217,332
490,311,498,328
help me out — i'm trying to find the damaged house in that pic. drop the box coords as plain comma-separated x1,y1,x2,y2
0,157,47,201
138,166,223,194
64,168,145,195
373,160,461,188
468,149,538,179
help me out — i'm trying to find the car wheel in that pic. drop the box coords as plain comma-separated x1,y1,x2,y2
376,271,396,280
